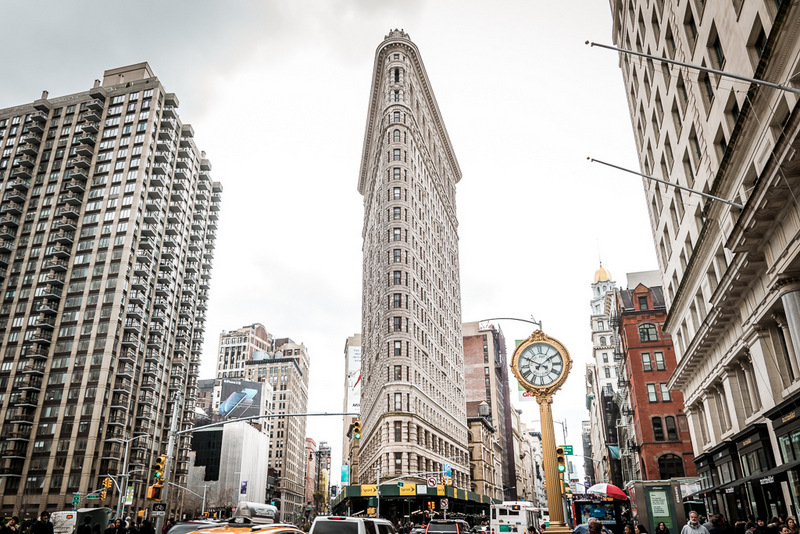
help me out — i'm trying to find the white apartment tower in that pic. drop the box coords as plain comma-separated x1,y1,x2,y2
357,30,469,488
0,63,220,515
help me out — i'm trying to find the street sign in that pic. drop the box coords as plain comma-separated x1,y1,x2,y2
152,503,167,517
72,493,80,506
559,445,574,455
440,498,449,510
427,477,437,487
86,494,99,500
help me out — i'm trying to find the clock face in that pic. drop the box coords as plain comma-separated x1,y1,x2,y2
517,342,565,387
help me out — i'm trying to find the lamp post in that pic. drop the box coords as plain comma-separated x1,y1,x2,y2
112,434,148,519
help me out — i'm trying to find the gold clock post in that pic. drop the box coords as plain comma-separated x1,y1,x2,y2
510,330,572,534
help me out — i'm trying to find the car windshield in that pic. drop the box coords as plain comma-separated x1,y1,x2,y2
312,522,359,534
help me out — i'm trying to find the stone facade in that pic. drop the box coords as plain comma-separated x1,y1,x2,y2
609,0,800,520
357,30,469,489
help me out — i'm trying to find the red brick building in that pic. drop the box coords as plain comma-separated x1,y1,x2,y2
617,282,697,480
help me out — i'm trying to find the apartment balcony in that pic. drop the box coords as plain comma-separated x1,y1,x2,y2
151,310,166,323
83,108,101,122
51,244,71,259
2,445,29,459
21,132,42,145
69,155,92,169
131,276,149,291
161,248,176,260
135,420,154,434
7,428,33,442
162,106,177,119
65,179,86,195
30,329,52,345
147,187,164,200
149,324,165,338
140,377,157,391
1,202,23,216
86,98,104,111
75,143,94,158
138,236,155,250
128,291,145,305
25,344,48,359
163,236,178,249
0,214,20,229
155,284,172,297
142,363,159,376
0,240,13,254
56,216,76,231
157,271,174,285
144,350,160,364
107,413,126,427
185,262,198,273
30,110,47,123
123,319,142,334
18,143,38,156
156,137,173,152
21,361,46,375
174,343,188,355
34,300,58,315
26,121,44,134
20,376,43,392
110,393,129,410
174,168,190,182
207,219,218,230
126,302,144,317
8,410,34,425
4,189,25,204
56,206,80,219
78,130,97,144
0,253,9,267
16,154,36,168
179,307,192,319
182,285,196,298
116,364,134,379
40,284,62,300
121,334,139,348
152,297,168,310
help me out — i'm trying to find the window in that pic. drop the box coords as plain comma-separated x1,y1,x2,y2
393,207,402,220
394,341,402,356
599,336,607,346
393,111,400,123
394,392,402,410
661,383,672,401
393,271,402,285
393,249,402,262
393,187,401,200
652,417,665,441
393,317,402,331
393,149,401,161
642,353,652,371
647,384,659,402
602,353,608,363
395,421,402,442
638,296,649,310
639,323,658,341
658,454,685,478
394,366,402,380
393,168,401,181
604,367,611,378
655,351,666,370
393,228,401,241
393,130,401,142
392,293,402,308
598,320,604,330
665,416,678,439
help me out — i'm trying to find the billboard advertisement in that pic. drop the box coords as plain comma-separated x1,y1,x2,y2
346,346,362,413
219,379,263,419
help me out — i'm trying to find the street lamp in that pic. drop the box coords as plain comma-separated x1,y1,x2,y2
109,434,148,519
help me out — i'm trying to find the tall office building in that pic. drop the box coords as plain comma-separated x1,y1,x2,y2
462,321,514,500
0,62,220,514
609,0,800,520
216,324,310,523
357,30,469,488
341,334,360,484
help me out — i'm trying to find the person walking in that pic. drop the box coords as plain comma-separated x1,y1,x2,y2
77,517,93,534
31,512,53,534
656,522,671,534
1,516,20,534
682,512,711,534
138,521,155,534
102,521,116,534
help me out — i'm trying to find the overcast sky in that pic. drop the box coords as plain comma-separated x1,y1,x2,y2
0,1,661,487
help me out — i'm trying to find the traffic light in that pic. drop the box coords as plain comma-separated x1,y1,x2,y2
353,420,361,440
103,477,113,489
154,454,167,480
100,490,107,500
556,446,566,473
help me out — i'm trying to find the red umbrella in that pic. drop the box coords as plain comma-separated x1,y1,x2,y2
586,483,628,500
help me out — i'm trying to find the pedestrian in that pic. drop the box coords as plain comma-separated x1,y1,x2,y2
710,517,728,534
139,521,154,534
1,516,20,534
682,512,710,534
126,518,138,534
656,522,671,534
103,522,116,534
114,519,125,534
636,525,649,534
625,525,635,534
31,512,53,534
786,519,798,534
162,519,174,534
78,517,93,534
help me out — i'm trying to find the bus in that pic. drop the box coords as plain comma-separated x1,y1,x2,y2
490,502,545,534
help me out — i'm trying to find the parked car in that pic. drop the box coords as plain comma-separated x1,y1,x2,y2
180,503,301,534
310,516,396,534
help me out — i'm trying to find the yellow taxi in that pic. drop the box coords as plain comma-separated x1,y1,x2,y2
183,502,303,534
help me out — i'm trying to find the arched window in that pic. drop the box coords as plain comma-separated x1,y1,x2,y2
658,454,685,479
600,336,607,346
639,323,659,341
665,416,679,440
652,417,665,441
394,68,400,83
393,129,401,142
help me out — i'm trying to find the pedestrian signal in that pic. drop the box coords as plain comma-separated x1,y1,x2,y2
556,446,566,473
353,420,361,440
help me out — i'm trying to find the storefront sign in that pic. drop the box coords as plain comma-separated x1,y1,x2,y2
760,476,775,485
725,488,735,494
782,411,796,424
742,437,752,447
361,485,377,496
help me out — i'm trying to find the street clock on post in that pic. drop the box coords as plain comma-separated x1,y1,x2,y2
510,330,572,398
510,330,572,534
